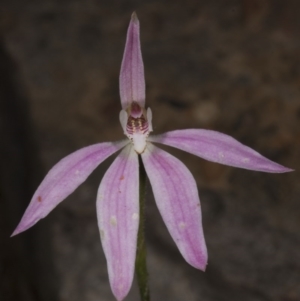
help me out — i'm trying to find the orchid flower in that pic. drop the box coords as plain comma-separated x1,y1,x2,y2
12,12,292,301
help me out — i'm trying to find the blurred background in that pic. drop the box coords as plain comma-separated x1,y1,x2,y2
1,0,299,300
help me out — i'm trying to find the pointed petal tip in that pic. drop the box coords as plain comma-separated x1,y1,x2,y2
199,261,208,272
11,219,36,237
268,165,294,173
10,229,20,237
111,280,131,301
114,291,126,301
202,262,208,272
187,254,208,272
131,11,138,23
11,223,24,237
194,263,207,272
282,167,294,173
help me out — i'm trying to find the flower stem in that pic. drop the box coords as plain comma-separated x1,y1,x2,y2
136,156,150,301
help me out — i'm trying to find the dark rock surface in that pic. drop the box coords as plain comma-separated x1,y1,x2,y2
1,0,299,300
0,40,58,301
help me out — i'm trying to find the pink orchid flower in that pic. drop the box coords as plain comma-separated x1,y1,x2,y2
12,12,292,301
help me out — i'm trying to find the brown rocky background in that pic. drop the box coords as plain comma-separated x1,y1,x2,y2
1,0,299,300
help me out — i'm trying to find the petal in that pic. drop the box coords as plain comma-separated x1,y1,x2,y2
142,143,207,270
97,145,139,301
149,129,292,173
12,141,128,236
146,107,153,132
119,109,128,134
119,12,145,109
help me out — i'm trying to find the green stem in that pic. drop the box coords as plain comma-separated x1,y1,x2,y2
135,156,150,301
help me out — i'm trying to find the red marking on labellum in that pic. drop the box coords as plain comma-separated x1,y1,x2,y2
125,102,150,137
130,102,143,118
37,196,42,202
126,115,148,135
120,175,125,180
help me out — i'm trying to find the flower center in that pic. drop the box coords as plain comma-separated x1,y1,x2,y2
119,102,153,154
126,115,148,135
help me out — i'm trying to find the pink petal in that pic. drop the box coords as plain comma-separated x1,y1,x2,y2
97,145,139,301
142,143,207,271
119,12,145,110
149,129,292,173
12,141,127,236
